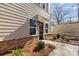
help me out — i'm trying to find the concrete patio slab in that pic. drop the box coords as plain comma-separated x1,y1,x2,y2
42,40,79,56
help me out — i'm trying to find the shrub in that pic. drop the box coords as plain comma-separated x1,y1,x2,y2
65,39,70,42
33,41,45,52
11,48,22,56
64,36,70,42
38,41,45,49
61,35,65,39
53,37,57,40
56,33,60,38
70,37,75,40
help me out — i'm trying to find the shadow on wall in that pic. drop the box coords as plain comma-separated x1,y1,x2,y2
0,14,39,40
1,20,28,40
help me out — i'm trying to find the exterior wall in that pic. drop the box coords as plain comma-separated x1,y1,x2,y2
51,23,79,37
35,3,50,13
0,3,50,41
0,3,51,54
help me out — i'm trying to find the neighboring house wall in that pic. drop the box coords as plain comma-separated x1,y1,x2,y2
51,23,79,37
0,3,50,41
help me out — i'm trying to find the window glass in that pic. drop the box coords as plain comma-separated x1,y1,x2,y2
45,24,48,28
46,3,48,12
30,19,36,27
29,28,36,35
45,23,48,33
29,19,36,35
45,29,48,33
43,4,45,9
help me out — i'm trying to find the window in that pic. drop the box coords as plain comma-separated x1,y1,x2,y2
43,4,45,9
30,19,36,27
45,23,48,33
46,3,48,12
46,29,48,33
29,19,36,35
29,28,36,35
35,3,40,6
45,23,48,28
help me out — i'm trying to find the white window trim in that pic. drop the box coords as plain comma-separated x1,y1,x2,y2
28,18,38,36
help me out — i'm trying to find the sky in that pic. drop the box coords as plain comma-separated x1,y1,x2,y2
51,3,78,23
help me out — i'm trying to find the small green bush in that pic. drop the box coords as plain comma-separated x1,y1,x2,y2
56,33,60,38
53,37,57,40
65,39,70,42
70,37,75,40
61,35,65,39
64,36,70,42
11,48,22,56
38,41,45,49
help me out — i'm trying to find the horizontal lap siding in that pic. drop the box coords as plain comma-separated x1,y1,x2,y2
0,3,49,41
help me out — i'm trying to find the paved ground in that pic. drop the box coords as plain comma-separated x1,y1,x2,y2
42,40,79,56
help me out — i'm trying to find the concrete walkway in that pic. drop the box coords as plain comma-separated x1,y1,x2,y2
42,40,79,56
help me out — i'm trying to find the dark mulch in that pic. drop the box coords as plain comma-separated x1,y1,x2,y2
32,44,55,56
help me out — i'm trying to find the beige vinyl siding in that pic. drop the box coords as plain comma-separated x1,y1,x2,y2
0,3,50,41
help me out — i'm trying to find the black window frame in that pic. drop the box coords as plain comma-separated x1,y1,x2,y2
43,4,45,9
45,23,48,33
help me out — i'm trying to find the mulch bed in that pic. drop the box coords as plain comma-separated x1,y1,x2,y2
0,51,12,56
32,44,55,56
3,44,55,56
